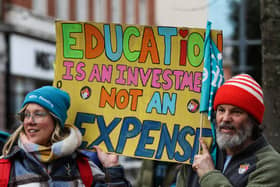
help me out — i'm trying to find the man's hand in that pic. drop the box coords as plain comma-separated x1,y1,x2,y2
192,138,215,177
93,146,119,168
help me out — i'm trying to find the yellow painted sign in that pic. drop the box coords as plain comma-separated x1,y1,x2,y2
54,21,222,164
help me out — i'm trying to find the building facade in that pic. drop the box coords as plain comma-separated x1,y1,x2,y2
0,0,212,135
0,0,156,132
0,0,155,185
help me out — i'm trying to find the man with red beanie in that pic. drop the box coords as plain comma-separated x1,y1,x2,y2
176,74,280,187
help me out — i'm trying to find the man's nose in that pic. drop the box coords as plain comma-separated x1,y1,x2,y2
221,112,232,122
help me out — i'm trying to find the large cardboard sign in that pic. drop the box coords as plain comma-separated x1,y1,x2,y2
54,21,222,164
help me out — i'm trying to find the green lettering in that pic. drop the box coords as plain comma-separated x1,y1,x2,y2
123,26,140,62
62,23,83,58
188,33,204,67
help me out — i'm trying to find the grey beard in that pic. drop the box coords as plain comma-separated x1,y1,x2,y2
216,122,253,149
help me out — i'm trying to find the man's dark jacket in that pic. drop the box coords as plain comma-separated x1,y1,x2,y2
176,136,280,187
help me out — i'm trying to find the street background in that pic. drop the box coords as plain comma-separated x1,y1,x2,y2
0,0,279,186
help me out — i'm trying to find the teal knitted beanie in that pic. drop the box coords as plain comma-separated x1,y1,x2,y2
21,86,70,128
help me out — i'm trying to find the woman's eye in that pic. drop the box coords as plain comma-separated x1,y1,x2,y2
24,113,31,117
34,112,47,117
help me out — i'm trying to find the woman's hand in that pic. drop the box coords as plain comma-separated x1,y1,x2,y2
93,146,119,168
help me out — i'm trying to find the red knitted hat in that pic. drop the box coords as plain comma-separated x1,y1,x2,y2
213,74,264,124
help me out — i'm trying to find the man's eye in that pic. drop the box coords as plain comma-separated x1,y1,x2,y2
233,110,242,114
231,108,243,113
217,108,224,112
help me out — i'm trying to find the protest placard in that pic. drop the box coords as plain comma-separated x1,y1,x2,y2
54,21,222,164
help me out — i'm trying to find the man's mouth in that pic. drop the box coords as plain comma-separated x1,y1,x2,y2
219,124,236,134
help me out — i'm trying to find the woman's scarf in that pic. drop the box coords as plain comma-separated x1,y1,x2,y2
18,124,82,163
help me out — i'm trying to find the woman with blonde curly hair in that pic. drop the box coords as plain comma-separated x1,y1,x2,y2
1,86,131,187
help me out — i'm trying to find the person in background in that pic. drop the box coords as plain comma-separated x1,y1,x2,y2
136,159,179,187
176,74,280,187
0,86,131,186
0,131,10,152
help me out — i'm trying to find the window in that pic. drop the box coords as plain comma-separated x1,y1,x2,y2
112,0,121,23
139,0,147,24
32,0,47,16
56,0,69,20
76,0,88,21
94,0,106,22
126,0,135,24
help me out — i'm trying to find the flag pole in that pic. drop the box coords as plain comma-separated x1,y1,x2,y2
199,21,211,155
199,112,204,154
198,20,224,165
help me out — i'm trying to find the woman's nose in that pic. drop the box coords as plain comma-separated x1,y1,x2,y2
24,115,36,124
